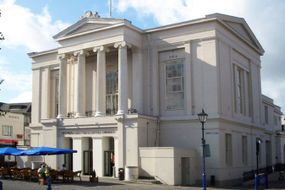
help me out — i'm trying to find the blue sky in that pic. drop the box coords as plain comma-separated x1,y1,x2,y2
1,0,285,112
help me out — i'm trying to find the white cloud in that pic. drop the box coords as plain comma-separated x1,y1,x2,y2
8,91,32,103
0,0,69,51
116,0,248,25
0,0,70,103
116,0,285,111
0,61,32,102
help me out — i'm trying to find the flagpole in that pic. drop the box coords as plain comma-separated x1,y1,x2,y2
109,0,112,18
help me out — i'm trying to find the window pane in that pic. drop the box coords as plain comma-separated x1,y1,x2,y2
106,71,118,115
165,60,185,110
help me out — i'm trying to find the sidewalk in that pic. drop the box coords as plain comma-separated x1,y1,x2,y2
2,173,285,190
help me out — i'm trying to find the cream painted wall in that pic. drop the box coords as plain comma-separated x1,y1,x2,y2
0,112,24,144
139,147,197,185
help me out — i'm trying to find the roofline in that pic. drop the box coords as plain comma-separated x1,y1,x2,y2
55,21,144,42
144,15,264,55
216,19,264,55
28,48,58,58
145,17,214,33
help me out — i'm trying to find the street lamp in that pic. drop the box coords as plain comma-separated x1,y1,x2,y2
256,138,262,175
198,109,208,190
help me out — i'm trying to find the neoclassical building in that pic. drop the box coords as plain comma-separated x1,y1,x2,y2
29,11,285,185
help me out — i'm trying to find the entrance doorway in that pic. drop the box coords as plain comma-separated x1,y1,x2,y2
64,138,73,170
181,157,191,185
104,151,114,176
83,150,93,175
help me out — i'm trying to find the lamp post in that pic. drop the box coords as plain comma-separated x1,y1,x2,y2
198,109,208,190
256,138,262,175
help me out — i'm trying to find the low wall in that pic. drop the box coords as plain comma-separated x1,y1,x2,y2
139,147,197,185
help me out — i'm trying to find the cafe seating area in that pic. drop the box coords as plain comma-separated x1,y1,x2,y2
0,167,82,183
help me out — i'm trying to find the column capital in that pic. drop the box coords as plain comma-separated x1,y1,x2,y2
93,46,105,52
57,54,66,60
114,41,132,49
73,50,85,57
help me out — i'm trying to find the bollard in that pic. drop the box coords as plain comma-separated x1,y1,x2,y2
254,174,259,190
265,174,269,189
47,177,52,190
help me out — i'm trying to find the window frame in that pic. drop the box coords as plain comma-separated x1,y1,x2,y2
225,133,233,166
2,125,13,136
164,58,185,111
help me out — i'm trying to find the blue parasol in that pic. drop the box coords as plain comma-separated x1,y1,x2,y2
13,146,77,156
0,147,23,155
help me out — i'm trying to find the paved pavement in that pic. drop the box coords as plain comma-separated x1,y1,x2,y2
1,175,285,190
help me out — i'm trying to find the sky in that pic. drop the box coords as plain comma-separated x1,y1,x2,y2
0,0,285,112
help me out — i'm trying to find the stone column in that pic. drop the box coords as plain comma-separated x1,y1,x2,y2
72,137,83,172
93,46,106,116
57,54,67,118
31,69,41,123
92,137,103,176
114,41,130,115
74,50,86,117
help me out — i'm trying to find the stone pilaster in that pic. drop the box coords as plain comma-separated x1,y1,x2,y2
132,48,143,113
92,137,103,176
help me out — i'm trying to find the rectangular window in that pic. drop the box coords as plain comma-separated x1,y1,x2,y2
264,106,268,124
233,65,250,116
2,125,12,136
242,136,248,165
106,71,118,115
274,115,277,125
165,59,184,110
225,133,233,166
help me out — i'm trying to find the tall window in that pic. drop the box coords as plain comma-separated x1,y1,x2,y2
225,133,233,166
233,65,250,116
165,59,184,110
106,71,118,115
2,125,12,136
264,106,268,124
242,136,248,165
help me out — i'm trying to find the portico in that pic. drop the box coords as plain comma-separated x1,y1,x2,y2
56,41,138,119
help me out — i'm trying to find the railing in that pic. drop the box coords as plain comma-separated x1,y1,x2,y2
243,163,285,182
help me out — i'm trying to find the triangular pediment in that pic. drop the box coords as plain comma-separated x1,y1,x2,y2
223,21,259,49
53,11,125,40
206,13,264,55
66,23,110,36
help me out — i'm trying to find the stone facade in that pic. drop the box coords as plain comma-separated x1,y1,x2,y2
28,12,285,186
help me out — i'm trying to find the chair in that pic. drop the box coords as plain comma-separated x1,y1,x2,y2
20,168,31,180
89,170,98,183
63,170,82,182
0,167,10,178
50,169,59,181
29,169,39,181
10,168,21,179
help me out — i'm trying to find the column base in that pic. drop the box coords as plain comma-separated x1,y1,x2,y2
116,110,125,115
95,112,105,117
75,112,85,118
57,114,64,119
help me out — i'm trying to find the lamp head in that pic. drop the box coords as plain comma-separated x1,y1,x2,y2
198,109,208,123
